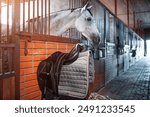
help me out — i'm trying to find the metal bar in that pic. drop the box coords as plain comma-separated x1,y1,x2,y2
37,0,39,33
133,11,136,30
127,0,129,27
41,0,43,34
7,0,10,43
48,0,50,35
33,0,35,33
0,1,1,43
23,0,25,31
44,0,47,34
114,0,117,16
72,0,73,8
69,0,71,9
28,0,30,33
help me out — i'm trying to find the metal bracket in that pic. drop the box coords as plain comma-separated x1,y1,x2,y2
24,35,32,56
24,40,28,56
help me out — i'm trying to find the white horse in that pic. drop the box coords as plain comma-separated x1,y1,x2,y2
2,3,101,55
28,3,101,52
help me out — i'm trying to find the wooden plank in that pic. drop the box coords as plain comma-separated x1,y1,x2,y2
20,61,34,69
20,41,33,49
13,0,21,100
0,79,3,99
21,74,37,82
8,48,13,73
20,91,41,100
20,55,46,62
3,78,11,99
0,43,15,47
0,73,15,79
20,85,39,96
10,76,15,99
18,32,79,44
2,77,15,99
2,48,5,75
33,96,41,100
21,80,38,89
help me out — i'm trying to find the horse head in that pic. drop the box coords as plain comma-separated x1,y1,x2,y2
74,3,101,52
26,2,101,59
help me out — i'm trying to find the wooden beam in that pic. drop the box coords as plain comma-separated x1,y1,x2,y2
0,43,15,47
0,73,15,79
18,32,79,44
12,0,20,100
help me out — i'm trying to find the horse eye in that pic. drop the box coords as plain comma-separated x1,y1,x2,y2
86,17,92,21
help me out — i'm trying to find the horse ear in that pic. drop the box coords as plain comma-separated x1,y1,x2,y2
81,2,89,13
87,5,92,10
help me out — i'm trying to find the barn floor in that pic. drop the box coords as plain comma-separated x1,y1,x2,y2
98,57,150,100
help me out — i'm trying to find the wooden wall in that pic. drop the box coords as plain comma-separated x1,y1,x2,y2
100,0,134,28
0,77,15,100
19,37,75,100
19,33,105,99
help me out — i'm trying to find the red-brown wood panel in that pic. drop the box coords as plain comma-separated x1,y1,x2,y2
19,39,75,100
19,37,105,99
0,79,3,99
0,77,15,100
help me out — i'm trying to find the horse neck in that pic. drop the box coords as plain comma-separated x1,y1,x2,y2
50,10,80,36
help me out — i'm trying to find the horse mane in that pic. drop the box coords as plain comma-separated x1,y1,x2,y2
26,7,93,24
26,8,79,23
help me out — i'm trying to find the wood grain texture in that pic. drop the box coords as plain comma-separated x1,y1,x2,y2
19,38,76,100
0,77,15,100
